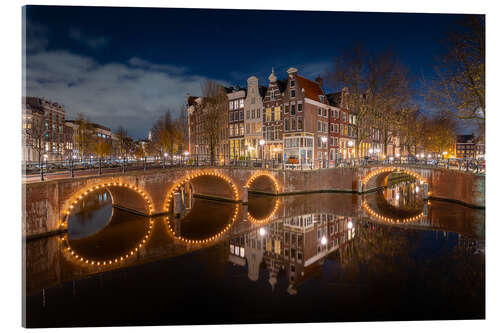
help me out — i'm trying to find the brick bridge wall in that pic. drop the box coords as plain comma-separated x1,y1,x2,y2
23,166,484,238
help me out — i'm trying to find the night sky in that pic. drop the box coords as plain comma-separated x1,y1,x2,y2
24,6,472,139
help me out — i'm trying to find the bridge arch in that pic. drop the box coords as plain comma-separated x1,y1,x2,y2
60,181,155,230
361,167,428,190
245,171,280,194
163,170,240,213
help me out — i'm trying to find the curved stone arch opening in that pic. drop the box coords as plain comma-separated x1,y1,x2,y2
60,181,154,230
248,197,280,225
163,170,240,213
245,172,280,194
362,167,428,190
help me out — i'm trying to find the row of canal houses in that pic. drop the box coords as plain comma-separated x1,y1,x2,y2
187,67,384,168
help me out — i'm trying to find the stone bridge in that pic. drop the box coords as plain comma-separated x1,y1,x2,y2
23,165,485,238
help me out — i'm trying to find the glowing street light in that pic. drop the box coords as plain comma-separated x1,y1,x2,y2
428,154,432,159
321,136,327,143
396,153,400,158
184,151,189,156
321,236,327,245
259,227,266,236
369,148,373,154
259,139,265,146
348,141,354,147
347,221,353,229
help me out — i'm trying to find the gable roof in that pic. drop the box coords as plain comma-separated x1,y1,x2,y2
296,75,325,103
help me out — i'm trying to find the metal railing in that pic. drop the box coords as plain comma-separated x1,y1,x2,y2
22,154,485,182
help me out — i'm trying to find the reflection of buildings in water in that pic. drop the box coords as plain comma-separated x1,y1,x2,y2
72,190,111,215
384,181,423,210
228,213,356,294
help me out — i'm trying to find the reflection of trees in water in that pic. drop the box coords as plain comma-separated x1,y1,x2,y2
338,221,416,281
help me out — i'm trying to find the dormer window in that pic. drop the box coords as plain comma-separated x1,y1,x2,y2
319,95,324,103
271,91,275,100
290,80,295,87
290,90,295,98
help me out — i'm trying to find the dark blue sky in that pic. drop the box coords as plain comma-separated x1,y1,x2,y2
24,6,471,138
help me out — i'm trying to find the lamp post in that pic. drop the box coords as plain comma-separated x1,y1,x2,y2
321,136,327,168
259,139,265,166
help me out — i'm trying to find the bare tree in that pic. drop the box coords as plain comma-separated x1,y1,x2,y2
425,16,485,129
115,126,131,157
24,110,46,165
199,80,228,165
74,114,95,158
328,46,412,158
422,115,457,155
151,111,176,156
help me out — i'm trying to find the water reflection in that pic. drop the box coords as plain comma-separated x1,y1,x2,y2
247,194,279,223
67,188,112,239
25,183,485,327
165,197,239,244
229,213,355,294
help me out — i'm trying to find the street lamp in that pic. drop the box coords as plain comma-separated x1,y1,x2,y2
347,221,353,229
259,227,266,236
321,236,327,245
321,136,327,143
259,139,265,161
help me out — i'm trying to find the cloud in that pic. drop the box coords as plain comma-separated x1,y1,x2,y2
296,61,332,79
69,28,109,49
128,57,187,75
24,21,49,53
25,50,227,139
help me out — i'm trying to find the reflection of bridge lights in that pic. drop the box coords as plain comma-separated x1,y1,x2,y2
416,186,419,193
60,182,154,229
248,199,280,225
321,236,327,245
259,227,266,236
164,203,239,245
347,221,353,229
62,218,155,267
362,200,424,225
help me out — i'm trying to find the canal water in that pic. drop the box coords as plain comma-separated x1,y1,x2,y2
23,179,485,327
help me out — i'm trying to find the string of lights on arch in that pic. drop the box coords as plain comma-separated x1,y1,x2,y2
362,167,427,186
59,181,156,267
361,200,424,225
244,171,281,193
59,181,155,230
163,170,240,244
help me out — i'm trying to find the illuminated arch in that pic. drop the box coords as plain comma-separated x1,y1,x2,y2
248,198,280,225
60,181,154,230
163,170,240,212
59,218,154,267
245,171,280,194
163,206,239,245
362,167,427,186
361,199,424,225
